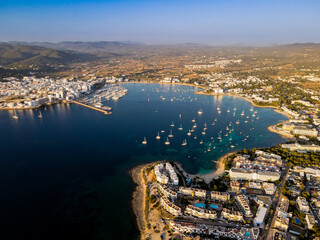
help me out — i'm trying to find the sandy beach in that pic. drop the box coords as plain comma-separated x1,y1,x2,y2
175,151,235,184
268,124,293,139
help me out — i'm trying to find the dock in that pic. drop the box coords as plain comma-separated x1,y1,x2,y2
71,101,112,115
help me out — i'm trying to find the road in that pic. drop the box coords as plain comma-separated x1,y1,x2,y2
265,168,289,240
310,204,320,227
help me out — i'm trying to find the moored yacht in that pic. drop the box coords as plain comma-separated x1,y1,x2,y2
168,130,174,138
142,137,147,145
156,132,161,140
13,110,18,119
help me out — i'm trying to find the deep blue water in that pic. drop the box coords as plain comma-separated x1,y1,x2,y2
0,83,287,240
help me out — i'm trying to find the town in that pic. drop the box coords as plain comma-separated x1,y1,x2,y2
137,146,320,240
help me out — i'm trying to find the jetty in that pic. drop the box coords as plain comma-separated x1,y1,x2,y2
71,101,112,115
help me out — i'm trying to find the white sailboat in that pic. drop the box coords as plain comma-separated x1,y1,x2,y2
142,137,147,145
168,130,174,138
198,109,203,115
181,139,187,146
38,111,42,118
13,109,18,119
187,130,191,136
178,124,183,130
241,111,245,116
165,138,170,145
170,121,174,127
156,132,161,140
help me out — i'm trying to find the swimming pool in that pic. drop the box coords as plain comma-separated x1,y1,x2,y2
209,204,219,209
194,203,206,208
294,218,301,224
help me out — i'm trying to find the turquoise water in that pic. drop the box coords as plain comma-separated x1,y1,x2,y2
194,203,206,208
210,204,219,209
0,83,288,240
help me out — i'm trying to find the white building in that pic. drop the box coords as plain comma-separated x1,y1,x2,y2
185,205,217,219
297,196,310,213
230,168,280,182
254,206,268,228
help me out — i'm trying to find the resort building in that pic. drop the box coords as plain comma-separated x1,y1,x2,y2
292,126,318,137
297,196,310,213
221,208,244,222
281,143,320,152
230,168,280,182
168,220,249,239
160,196,181,216
255,150,282,162
154,163,179,185
235,195,253,217
185,205,217,219
230,181,240,192
179,187,194,196
262,183,277,195
210,191,230,202
253,206,268,228
306,214,316,230
158,184,177,201
179,187,207,198
248,182,261,189
194,189,207,198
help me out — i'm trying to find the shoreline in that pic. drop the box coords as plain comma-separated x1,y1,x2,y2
174,151,236,184
268,124,294,139
130,161,163,240
1,81,292,123
130,163,148,240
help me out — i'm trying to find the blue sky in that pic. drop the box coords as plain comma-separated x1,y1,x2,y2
1,0,320,45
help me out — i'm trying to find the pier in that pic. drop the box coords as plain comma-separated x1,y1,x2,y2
71,101,112,115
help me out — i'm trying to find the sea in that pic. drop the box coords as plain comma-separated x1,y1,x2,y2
0,83,287,240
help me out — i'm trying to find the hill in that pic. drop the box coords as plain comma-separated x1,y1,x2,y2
8,41,143,54
0,43,95,69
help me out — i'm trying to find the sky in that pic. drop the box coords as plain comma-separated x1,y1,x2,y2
0,0,320,45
